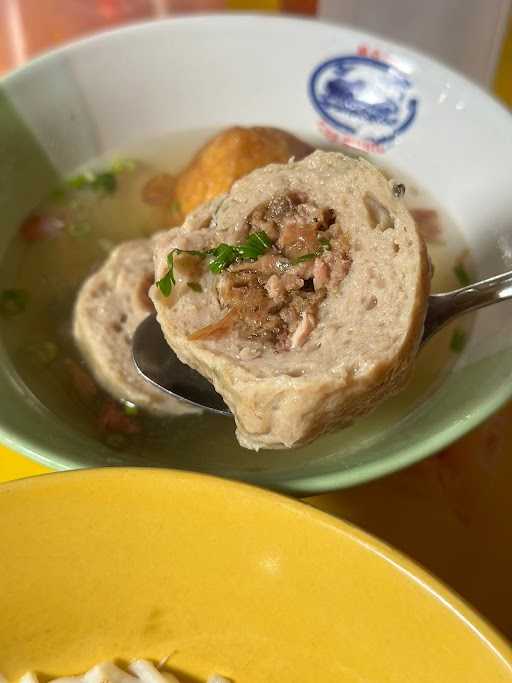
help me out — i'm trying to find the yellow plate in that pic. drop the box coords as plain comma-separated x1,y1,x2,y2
1,469,511,682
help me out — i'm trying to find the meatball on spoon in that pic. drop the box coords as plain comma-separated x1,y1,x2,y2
134,268,512,417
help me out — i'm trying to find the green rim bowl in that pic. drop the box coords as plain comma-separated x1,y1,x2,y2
1,16,512,494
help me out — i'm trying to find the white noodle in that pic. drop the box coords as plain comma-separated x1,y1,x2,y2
156,657,170,671
5,661,232,683
81,667,105,683
85,663,138,683
19,675,39,683
128,661,179,683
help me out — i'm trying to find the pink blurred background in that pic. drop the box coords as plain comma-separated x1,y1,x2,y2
0,0,317,76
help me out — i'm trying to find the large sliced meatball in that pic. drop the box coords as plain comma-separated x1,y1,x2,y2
73,237,199,417
174,126,312,215
151,151,430,449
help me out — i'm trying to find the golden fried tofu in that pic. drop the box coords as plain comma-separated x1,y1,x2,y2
174,126,313,215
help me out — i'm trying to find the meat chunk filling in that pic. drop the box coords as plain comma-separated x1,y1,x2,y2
191,193,352,350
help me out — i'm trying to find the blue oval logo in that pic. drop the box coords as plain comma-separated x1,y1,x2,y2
309,56,418,147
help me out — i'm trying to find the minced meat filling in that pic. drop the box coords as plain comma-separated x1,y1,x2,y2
216,269,327,349
203,193,352,350
249,192,336,256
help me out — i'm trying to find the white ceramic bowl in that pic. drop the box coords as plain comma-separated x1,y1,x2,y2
0,15,511,493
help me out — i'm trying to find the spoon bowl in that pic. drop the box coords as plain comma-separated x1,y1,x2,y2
133,314,231,416
134,269,512,415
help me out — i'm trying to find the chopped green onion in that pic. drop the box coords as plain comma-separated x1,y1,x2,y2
454,263,471,287
67,173,91,190
294,237,332,264
91,172,117,194
234,231,272,260
56,160,131,199
156,250,178,295
169,199,181,214
67,222,92,238
207,232,273,271
293,253,316,264
67,168,117,194
0,289,29,318
111,158,136,174
28,340,59,365
450,329,467,353
122,401,139,416
156,231,274,297
49,186,67,203
208,244,236,273
248,230,273,250
318,237,332,251
155,229,333,297
233,244,258,260
187,281,203,292
156,270,175,297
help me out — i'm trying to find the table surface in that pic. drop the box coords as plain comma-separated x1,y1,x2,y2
1,0,512,644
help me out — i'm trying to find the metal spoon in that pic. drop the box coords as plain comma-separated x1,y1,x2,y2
133,313,232,416
133,269,512,416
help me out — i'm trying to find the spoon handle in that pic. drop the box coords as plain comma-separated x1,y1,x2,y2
423,269,512,342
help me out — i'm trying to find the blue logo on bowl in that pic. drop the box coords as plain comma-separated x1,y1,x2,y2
309,55,418,148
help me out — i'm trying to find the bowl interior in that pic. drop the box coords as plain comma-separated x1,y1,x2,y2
1,16,512,493
1,468,511,681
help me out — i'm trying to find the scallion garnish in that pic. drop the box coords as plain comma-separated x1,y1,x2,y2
247,230,273,251
293,237,332,264
454,263,471,287
67,173,92,190
28,340,59,365
91,171,117,194
50,186,67,203
111,158,136,174
0,289,29,318
293,253,316,264
318,237,332,251
66,165,121,195
156,251,177,296
67,222,92,238
209,243,236,273
156,231,274,297
450,328,467,353
122,401,139,416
